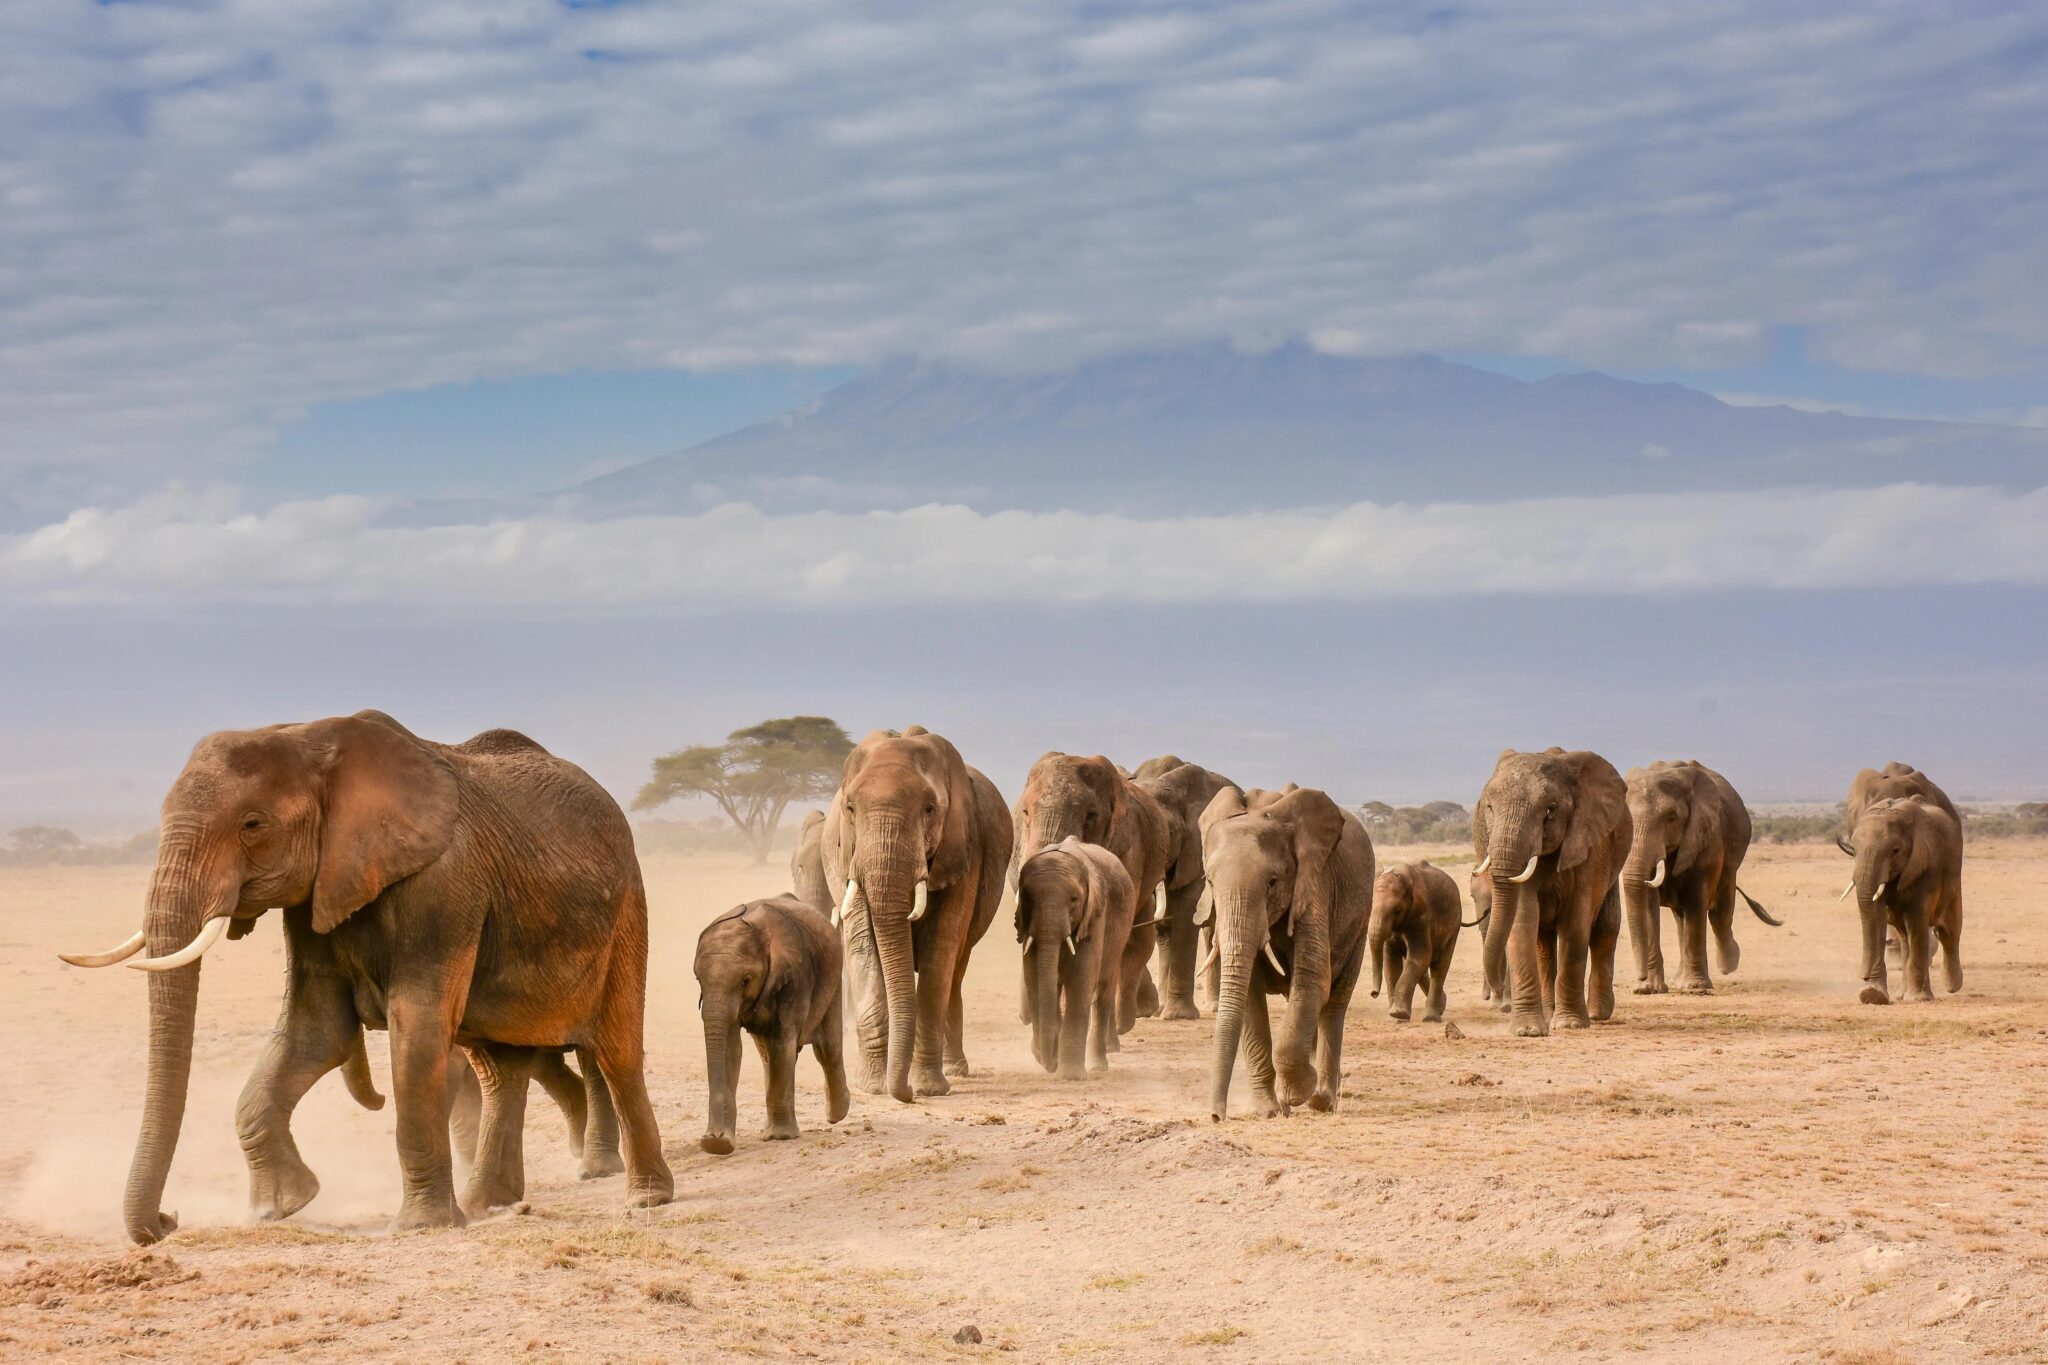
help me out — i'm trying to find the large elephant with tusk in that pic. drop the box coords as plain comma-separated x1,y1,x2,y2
1132,756,1238,1020
822,727,1011,1102
1847,795,1963,1004
1199,785,1373,1120
58,712,672,1243
1472,748,1629,1037
1841,763,1958,966
1011,753,1172,1041
1621,760,1782,995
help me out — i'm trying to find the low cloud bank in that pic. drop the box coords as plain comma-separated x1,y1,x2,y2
7,484,2045,609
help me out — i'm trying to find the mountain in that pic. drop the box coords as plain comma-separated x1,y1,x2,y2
564,342,2046,515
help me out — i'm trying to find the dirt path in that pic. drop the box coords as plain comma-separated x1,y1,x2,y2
4,842,2046,1362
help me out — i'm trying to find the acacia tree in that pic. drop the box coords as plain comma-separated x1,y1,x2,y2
633,716,854,862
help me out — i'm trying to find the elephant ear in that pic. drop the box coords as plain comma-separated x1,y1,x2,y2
1558,753,1627,875
1674,767,1725,876
1272,788,1345,937
1083,755,1126,842
1064,840,1117,944
1900,797,1943,888
1199,785,1248,848
309,715,459,933
916,732,976,885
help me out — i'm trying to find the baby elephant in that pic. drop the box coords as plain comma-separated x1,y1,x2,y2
695,895,850,1154
1369,861,1474,1022
1017,837,1137,1078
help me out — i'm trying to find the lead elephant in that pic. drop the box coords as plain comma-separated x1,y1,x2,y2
822,727,1011,1102
1847,795,1964,1005
1368,860,1473,1022
1011,753,1171,1040
1133,756,1238,1019
1841,763,1958,966
59,712,672,1242
1621,760,1781,995
1473,748,1628,1037
1016,837,1136,1077
1200,785,1373,1119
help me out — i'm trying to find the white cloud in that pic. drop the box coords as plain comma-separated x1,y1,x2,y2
2,2,2046,495
7,484,2044,610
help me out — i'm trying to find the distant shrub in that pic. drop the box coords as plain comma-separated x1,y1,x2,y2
1358,801,1471,845
0,826,158,867
1749,802,2048,844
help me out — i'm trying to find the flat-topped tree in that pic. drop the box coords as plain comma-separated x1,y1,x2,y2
634,717,854,863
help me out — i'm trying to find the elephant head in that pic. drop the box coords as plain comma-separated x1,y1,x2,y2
1367,863,1421,1001
1014,838,1112,1076
1842,763,1957,855
1198,785,1347,1119
59,711,457,1245
1011,754,1125,890
1472,748,1626,1034
1620,761,1714,957
828,727,973,1104
694,903,778,1154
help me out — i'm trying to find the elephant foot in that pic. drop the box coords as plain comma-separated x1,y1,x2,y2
1555,1010,1591,1030
1086,1056,1109,1074
826,1086,851,1125
1904,987,1934,1003
625,1177,674,1210
1676,979,1714,995
129,1210,179,1245
390,1194,465,1234
943,1055,971,1079
248,1157,321,1224
1388,1006,1411,1022
1511,1015,1550,1038
1494,997,1512,1014
857,1055,887,1095
1136,972,1160,1018
1057,1064,1088,1082
1715,942,1741,975
1307,1089,1335,1113
699,1133,735,1156
1634,975,1668,995
1248,1092,1283,1119
1859,984,1891,1005
1157,998,1201,1022
579,1145,625,1180
912,1064,951,1098
761,1120,800,1142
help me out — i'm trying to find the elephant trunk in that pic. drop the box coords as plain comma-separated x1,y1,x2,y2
1367,898,1392,998
1620,827,1665,986
1030,933,1062,1073
1852,842,1890,998
700,1002,740,1154
1205,890,1264,1120
125,821,223,1245
1486,822,1545,1034
857,836,923,1104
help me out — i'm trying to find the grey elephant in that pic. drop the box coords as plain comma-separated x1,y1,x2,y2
1368,861,1476,1022
822,726,1012,1102
791,808,833,916
695,895,849,1152
1132,756,1238,1019
1016,837,1137,1077
1011,753,1172,1039
1841,763,1958,966
1847,795,1964,1005
1200,785,1374,1119
1473,748,1629,1037
60,712,672,1242
1621,760,1782,995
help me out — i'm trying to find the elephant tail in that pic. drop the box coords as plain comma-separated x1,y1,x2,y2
1461,908,1490,929
1737,886,1783,928
339,1028,386,1110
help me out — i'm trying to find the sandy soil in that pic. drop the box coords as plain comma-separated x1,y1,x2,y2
3,841,2046,1363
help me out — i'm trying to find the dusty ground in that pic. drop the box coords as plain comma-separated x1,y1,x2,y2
3,840,2046,1363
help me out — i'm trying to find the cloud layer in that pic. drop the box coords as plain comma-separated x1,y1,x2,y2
9,484,2044,609
5,2,2047,495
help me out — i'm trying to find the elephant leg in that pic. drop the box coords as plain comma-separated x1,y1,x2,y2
460,1043,536,1218
1088,964,1114,1073
1935,917,1963,994
576,1045,623,1179
1058,946,1095,1080
1886,927,1905,969
1708,884,1741,977
1155,882,1203,1020
814,994,852,1125
236,970,361,1224
1118,921,1159,1036
757,1029,802,1140
1536,928,1557,1024
1588,887,1620,1023
1018,950,1035,1028
1242,990,1282,1118
445,1049,482,1173
589,956,675,1210
910,921,956,1097
1425,936,1455,1023
1858,909,1892,1005
1310,1001,1348,1112
1903,916,1936,1002
944,974,971,1078
1197,923,1220,1011
1629,891,1666,993
1392,944,1427,1023
531,1049,588,1161
387,993,464,1233
1553,914,1593,1029
1675,902,1713,994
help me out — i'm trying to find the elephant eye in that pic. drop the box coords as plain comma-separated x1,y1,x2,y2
241,814,264,832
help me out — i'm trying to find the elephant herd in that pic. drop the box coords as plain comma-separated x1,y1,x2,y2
56,714,1967,1244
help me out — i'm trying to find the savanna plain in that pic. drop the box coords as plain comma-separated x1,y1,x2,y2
3,842,2045,1363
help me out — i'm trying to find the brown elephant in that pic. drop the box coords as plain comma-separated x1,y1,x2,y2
1842,763,1958,965
59,712,671,1243
1621,760,1782,995
695,895,849,1153
1847,795,1964,1005
822,727,1011,1103
1132,756,1238,1019
1011,753,1172,1040
1368,861,1475,1022
1015,838,1136,1077
791,808,833,916
1473,748,1628,1037
1199,785,1373,1119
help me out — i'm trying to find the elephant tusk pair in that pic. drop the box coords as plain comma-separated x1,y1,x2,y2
908,879,930,923
1506,854,1541,884
1647,858,1667,889
128,916,229,972
58,929,147,969
1152,882,1168,923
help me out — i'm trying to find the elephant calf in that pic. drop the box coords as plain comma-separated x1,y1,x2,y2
1369,861,1473,1022
1847,795,1964,1005
695,895,850,1154
1016,837,1137,1077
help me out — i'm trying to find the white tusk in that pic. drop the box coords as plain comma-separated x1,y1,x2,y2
1022,935,1034,956
908,879,929,923
127,917,229,972
1647,858,1666,889
58,929,147,969
1474,856,1491,875
1198,943,1219,977
1152,882,1168,922
836,878,858,928
1064,934,1076,955
1193,886,1214,926
1508,854,1541,884
1838,880,1855,902
1872,881,1886,903
1263,941,1286,976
